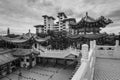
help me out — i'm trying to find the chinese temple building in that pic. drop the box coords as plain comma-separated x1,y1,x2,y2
0,12,116,80
69,12,113,35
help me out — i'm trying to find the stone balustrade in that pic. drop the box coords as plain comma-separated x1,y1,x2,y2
71,40,96,80
95,40,120,59
71,40,120,80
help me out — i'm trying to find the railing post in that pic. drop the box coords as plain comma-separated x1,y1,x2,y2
81,44,89,62
93,40,96,48
115,40,119,46
90,41,94,49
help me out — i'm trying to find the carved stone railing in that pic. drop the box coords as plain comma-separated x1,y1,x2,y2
95,40,120,59
32,45,80,57
71,40,96,80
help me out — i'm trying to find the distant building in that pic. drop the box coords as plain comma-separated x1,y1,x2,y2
34,12,75,34
34,25,44,34
62,18,76,32
42,15,55,33
57,12,67,31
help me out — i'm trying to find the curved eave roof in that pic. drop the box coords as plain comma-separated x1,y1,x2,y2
67,34,83,39
82,34,107,39
12,49,32,57
70,16,113,29
67,34,107,39
1,36,50,44
0,52,18,65
35,36,50,42
1,37,29,43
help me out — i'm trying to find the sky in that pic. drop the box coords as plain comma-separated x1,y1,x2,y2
0,0,120,34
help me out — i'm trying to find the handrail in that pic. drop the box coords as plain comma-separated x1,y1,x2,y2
71,62,88,80
71,46,95,80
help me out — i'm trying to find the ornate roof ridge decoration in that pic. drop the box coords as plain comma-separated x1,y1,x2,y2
70,12,113,29
82,12,96,22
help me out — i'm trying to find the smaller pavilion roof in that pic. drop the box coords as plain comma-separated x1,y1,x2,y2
12,49,32,57
0,50,18,65
12,48,40,57
35,36,51,42
1,35,50,44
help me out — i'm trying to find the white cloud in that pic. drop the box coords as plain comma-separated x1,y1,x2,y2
0,0,120,34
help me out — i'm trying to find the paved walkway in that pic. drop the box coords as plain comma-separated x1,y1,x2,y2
1,64,74,80
94,58,120,80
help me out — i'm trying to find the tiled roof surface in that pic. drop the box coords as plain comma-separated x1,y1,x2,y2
83,15,96,22
0,49,18,65
12,49,32,57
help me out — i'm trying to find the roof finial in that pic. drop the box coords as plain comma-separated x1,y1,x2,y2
86,12,88,16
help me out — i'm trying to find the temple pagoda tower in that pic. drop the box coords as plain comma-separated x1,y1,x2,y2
69,12,113,35
7,28,10,35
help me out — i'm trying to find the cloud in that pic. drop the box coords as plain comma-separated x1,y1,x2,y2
0,0,120,34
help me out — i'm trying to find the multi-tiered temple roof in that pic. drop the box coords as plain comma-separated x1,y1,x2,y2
70,12,113,33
